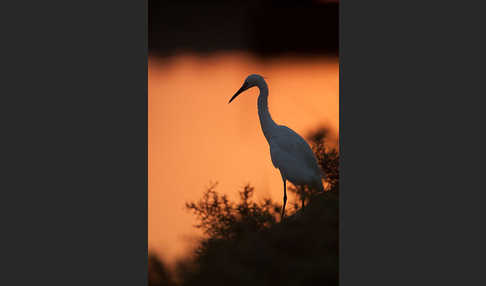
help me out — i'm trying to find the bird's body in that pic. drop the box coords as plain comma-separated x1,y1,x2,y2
268,126,324,193
229,74,324,219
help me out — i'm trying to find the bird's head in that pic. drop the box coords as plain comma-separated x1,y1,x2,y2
228,74,266,104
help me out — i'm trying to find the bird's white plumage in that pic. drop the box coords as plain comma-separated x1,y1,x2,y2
268,125,323,189
229,74,324,217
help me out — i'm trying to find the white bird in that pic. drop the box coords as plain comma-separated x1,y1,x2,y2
229,74,324,219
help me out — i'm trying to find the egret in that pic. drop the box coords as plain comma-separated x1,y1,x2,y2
229,74,324,219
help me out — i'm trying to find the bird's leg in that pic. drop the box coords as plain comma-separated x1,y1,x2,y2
281,177,287,221
300,186,306,214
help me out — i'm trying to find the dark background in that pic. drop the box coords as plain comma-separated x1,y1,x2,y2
149,0,338,57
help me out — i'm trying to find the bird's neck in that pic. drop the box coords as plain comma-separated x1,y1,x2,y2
257,82,278,141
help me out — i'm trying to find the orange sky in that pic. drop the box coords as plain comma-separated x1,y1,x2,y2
148,53,339,262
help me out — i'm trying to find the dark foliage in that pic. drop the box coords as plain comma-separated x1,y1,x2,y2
186,183,280,242
310,127,339,191
148,254,176,286
179,189,338,286
149,127,339,286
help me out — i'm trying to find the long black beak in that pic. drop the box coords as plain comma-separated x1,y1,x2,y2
228,84,248,104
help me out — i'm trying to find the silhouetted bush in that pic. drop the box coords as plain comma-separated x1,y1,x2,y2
170,127,339,286
185,183,280,243
148,254,176,286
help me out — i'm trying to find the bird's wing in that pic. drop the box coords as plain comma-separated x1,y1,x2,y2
269,126,322,175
